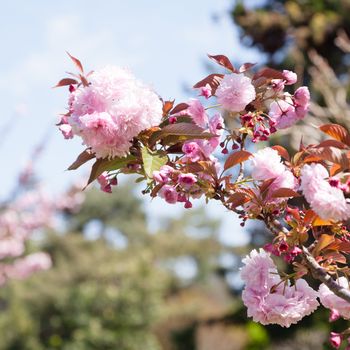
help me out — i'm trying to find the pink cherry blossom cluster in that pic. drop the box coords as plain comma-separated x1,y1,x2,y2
300,163,350,221
0,181,85,285
59,66,163,158
56,54,350,346
240,249,319,327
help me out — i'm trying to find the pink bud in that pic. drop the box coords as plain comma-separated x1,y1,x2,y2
282,70,297,85
329,309,341,322
184,200,192,209
330,332,342,349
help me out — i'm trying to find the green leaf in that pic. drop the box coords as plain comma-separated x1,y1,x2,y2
85,154,135,188
141,148,168,179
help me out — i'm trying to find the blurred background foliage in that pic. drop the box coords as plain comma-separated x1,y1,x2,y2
1,0,350,349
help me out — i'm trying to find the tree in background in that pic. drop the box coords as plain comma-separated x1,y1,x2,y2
232,0,350,79
231,0,350,151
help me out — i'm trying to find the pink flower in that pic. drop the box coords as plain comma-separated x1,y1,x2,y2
240,249,280,292
251,147,285,181
282,70,297,85
187,99,209,128
67,66,163,158
199,84,212,99
153,165,174,184
319,277,350,319
330,332,342,349
294,87,310,119
241,249,319,327
178,173,197,188
159,185,178,204
268,97,299,129
97,172,112,193
216,73,256,112
7,252,52,280
300,164,350,221
59,124,73,139
294,87,310,107
182,141,202,162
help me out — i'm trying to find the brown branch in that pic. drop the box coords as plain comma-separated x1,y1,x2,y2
266,218,350,303
301,246,350,303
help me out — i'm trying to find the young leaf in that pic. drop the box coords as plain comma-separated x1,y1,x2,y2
253,68,284,81
271,188,300,198
207,54,235,72
54,78,78,88
319,124,350,147
193,74,224,95
66,52,84,73
170,102,189,115
227,192,249,208
67,149,95,170
150,122,212,145
239,62,256,73
224,150,252,171
314,234,335,255
162,100,174,116
141,148,168,179
271,145,290,161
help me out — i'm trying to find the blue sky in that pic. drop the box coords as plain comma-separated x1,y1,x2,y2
0,0,262,245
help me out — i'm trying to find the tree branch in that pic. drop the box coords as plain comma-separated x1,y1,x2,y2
301,246,350,303
266,218,350,303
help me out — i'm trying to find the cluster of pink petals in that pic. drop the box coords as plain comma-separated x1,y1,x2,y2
250,147,297,197
319,277,350,319
268,87,310,129
181,113,224,164
5,252,52,281
300,164,350,221
65,66,163,158
241,249,319,327
216,73,256,112
153,165,201,208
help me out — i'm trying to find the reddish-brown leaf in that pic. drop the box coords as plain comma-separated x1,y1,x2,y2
54,78,78,88
66,52,84,73
271,145,290,161
239,62,256,73
314,234,335,255
170,102,189,115
271,188,300,198
67,149,95,170
227,192,250,208
208,54,235,72
224,150,252,171
259,178,276,200
304,210,317,226
253,68,284,81
307,146,350,169
337,242,350,253
329,163,342,176
162,100,174,116
193,73,224,95
317,139,349,149
319,124,350,147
